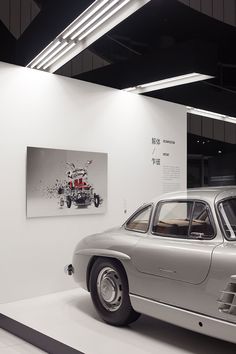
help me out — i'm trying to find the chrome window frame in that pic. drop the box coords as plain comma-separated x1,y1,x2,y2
124,203,154,234
216,197,236,241
151,199,217,240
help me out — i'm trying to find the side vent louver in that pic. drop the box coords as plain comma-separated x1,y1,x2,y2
218,280,236,315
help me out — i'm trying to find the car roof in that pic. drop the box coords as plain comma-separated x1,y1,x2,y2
152,186,236,204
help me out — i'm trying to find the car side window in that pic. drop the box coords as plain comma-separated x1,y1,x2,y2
189,202,215,239
126,205,153,233
218,198,236,240
152,201,193,238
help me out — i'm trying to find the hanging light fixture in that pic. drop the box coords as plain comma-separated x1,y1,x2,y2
187,106,236,124
27,0,151,73
123,73,214,93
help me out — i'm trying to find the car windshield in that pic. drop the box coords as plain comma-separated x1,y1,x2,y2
218,198,236,240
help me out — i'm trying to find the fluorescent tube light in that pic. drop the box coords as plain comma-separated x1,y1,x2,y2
29,40,61,69
139,73,202,88
43,42,76,70
71,0,120,40
123,73,213,94
124,87,136,92
36,42,68,69
79,0,130,41
187,107,236,124
27,0,151,73
62,0,109,40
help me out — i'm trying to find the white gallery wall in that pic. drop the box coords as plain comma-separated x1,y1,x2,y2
0,61,186,303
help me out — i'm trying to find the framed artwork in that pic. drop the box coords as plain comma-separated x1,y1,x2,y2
26,146,107,218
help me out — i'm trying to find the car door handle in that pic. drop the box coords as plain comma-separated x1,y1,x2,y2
159,268,176,274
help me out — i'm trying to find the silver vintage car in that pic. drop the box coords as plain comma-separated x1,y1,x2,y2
68,187,236,343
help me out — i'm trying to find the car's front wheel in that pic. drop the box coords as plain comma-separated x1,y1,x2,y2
89,258,140,326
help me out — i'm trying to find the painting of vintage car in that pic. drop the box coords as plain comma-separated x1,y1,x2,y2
67,187,236,343
58,161,102,209
26,146,107,217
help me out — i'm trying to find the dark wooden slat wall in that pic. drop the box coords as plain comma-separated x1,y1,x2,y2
21,0,31,34
224,0,236,26
201,0,213,17
57,52,109,77
0,0,39,38
213,0,224,22
0,1,10,32
188,114,236,144
10,0,21,38
180,0,190,5
190,0,201,11
179,0,236,26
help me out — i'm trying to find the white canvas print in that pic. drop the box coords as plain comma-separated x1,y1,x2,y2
27,147,107,218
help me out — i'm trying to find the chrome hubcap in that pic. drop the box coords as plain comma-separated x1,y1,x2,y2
97,267,123,312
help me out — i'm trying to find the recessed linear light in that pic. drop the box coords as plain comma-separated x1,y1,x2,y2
123,73,213,94
43,42,76,70
78,0,130,41
27,0,151,73
71,0,120,40
62,0,109,40
37,42,68,69
30,40,61,69
187,107,236,124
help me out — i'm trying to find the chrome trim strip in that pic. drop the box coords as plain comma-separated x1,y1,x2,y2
76,248,131,260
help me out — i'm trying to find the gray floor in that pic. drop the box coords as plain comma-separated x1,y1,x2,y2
0,329,46,354
0,289,235,354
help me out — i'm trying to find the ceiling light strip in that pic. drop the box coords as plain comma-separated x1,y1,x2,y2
27,0,129,70
62,0,109,40
27,0,151,73
43,42,76,70
71,0,120,40
138,73,203,89
79,0,130,40
124,87,136,92
28,40,61,69
36,42,68,69
187,107,236,124
123,73,213,94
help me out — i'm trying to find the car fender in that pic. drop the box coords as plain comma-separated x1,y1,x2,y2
75,248,131,261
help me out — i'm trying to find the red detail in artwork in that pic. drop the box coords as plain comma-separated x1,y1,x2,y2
74,178,88,189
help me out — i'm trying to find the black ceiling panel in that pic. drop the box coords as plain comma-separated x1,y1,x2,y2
147,81,236,118
74,0,236,116
76,41,217,89
90,0,236,64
